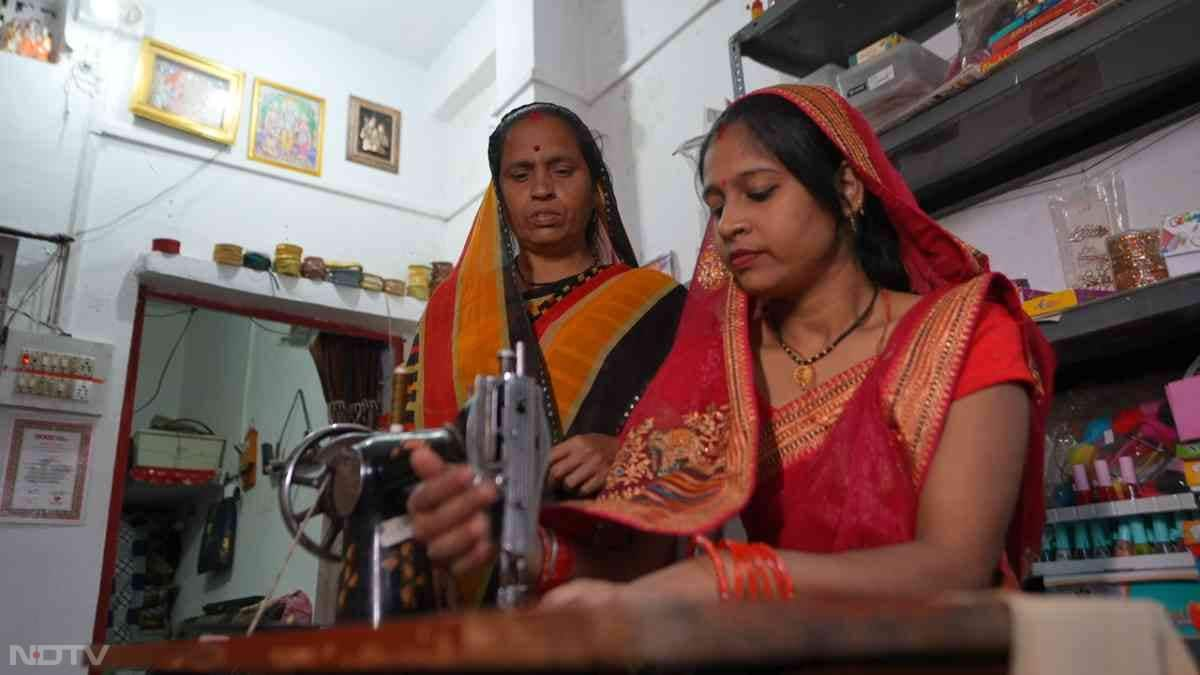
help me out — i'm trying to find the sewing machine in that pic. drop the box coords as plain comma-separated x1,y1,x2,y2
276,344,552,625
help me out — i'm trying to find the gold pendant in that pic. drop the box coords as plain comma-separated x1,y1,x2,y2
793,364,815,388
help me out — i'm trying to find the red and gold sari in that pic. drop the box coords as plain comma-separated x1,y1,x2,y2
554,85,1056,580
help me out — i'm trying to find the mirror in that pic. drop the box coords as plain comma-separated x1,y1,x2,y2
102,296,391,644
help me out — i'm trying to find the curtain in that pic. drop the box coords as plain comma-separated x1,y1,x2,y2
308,333,386,426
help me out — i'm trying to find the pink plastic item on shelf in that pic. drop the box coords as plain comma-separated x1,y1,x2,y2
1167,357,1200,442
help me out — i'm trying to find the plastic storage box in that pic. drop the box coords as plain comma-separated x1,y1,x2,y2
836,40,948,131
798,63,846,89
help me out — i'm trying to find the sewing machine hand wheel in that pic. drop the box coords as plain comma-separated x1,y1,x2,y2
278,423,372,561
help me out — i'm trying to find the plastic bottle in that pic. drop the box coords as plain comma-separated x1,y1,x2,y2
1119,456,1141,500
1053,523,1073,561
1071,522,1092,560
1151,514,1174,554
1041,526,1055,562
1130,517,1153,555
1113,520,1134,557
1172,512,1189,553
1089,520,1112,558
1072,464,1092,505
1092,460,1118,502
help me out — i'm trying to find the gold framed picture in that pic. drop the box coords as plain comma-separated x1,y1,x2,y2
129,39,244,145
248,78,326,177
346,96,401,174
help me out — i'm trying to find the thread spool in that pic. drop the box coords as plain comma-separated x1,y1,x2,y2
407,265,432,301
361,273,384,292
152,238,181,254
274,257,301,276
243,251,272,272
275,243,303,259
383,279,406,297
1106,229,1169,291
213,243,244,266
301,257,328,281
429,261,453,296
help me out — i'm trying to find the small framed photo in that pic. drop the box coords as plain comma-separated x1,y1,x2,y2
346,96,401,174
248,78,326,177
129,38,244,145
643,251,677,280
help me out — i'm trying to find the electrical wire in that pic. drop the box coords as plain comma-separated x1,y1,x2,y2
4,246,64,333
144,308,195,319
249,317,293,338
134,308,197,414
76,150,222,242
3,305,69,336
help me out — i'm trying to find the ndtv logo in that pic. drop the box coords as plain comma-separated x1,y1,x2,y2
9,645,110,667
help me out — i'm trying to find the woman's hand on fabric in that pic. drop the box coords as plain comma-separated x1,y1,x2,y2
406,442,499,575
548,434,620,496
539,579,632,609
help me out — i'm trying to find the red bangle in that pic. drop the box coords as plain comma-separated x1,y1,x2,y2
692,535,731,600
716,540,795,601
536,527,577,594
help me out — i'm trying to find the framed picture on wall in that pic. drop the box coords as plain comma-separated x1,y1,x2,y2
129,38,244,145
346,95,401,174
248,78,326,177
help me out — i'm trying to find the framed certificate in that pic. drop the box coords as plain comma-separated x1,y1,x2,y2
0,416,93,524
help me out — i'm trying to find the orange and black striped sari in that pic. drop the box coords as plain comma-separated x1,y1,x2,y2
399,183,685,448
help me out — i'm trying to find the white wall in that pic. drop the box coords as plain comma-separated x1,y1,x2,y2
584,0,784,273
130,300,189,433
0,0,466,661
942,115,1200,288
170,316,328,625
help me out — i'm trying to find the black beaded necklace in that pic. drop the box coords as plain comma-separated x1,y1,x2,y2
768,285,879,389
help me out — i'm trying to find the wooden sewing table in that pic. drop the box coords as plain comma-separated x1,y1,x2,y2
95,595,1011,673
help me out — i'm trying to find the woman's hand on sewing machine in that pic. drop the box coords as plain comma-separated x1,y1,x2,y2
548,433,620,496
407,442,499,575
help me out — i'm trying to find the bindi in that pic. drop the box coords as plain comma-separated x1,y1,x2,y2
528,111,543,121
533,145,541,152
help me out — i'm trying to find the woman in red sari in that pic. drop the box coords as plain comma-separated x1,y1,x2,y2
407,85,1055,604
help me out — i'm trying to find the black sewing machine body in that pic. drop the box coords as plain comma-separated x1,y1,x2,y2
278,347,551,626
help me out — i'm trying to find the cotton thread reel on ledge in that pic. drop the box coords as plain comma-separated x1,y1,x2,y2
327,261,364,288
213,243,244,266
360,273,384,293
383,278,406,297
429,261,453,296
274,243,303,277
301,256,328,281
243,251,272,272
406,264,432,301
152,238,181,255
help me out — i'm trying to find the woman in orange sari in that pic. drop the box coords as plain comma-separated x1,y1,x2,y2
400,102,686,499
407,85,1055,604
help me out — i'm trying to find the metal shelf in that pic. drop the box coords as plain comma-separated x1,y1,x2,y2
1047,494,1198,524
883,0,1200,215
1033,552,1195,578
728,0,1200,216
727,0,953,95
1039,271,1200,367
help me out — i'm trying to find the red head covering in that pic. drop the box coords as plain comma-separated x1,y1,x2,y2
553,85,1055,581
